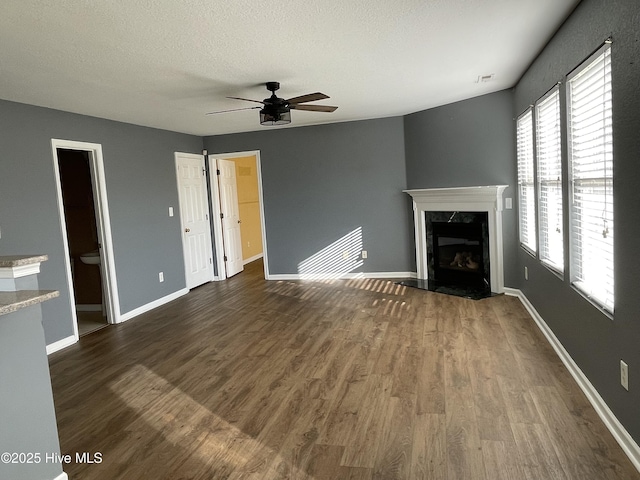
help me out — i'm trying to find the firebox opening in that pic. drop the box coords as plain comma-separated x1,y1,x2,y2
422,211,493,300
432,222,485,288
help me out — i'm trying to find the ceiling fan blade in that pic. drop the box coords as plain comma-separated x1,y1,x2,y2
226,96,265,104
289,104,338,113
286,92,329,104
205,106,261,115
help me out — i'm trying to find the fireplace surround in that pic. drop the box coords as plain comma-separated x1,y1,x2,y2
404,186,508,294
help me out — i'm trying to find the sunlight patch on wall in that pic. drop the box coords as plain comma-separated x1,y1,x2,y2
298,227,364,279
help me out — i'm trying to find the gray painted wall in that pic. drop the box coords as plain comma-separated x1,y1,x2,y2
0,100,203,345
513,0,640,442
0,304,63,480
204,118,412,276
403,90,519,286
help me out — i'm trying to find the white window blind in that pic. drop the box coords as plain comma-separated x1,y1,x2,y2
517,110,536,253
536,88,564,272
568,43,614,313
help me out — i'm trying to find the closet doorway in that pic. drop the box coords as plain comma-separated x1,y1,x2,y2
208,151,269,280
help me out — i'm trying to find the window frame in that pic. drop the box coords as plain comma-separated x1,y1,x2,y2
566,42,614,315
535,85,565,274
516,108,537,255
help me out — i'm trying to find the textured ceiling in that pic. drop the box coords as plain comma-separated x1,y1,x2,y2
0,0,580,136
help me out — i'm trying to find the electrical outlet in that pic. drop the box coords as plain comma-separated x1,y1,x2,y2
361,250,368,259
159,272,164,283
621,360,629,391
524,266,529,280
168,207,174,217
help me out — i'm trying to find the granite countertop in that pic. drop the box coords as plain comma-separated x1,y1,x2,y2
0,255,49,268
0,290,59,316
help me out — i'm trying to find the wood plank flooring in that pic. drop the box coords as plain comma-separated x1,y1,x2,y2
48,260,639,479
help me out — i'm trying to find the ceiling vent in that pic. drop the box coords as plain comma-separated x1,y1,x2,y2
476,74,495,83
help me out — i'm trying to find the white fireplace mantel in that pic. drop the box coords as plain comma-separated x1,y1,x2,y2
404,185,508,293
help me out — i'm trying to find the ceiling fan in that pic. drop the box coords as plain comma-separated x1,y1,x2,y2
206,82,338,125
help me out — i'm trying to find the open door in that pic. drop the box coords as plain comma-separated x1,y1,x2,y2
175,152,214,289
217,158,244,277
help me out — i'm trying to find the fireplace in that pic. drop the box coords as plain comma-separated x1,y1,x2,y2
403,186,507,297
430,213,488,287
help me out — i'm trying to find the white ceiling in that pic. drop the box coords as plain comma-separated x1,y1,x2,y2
0,0,580,136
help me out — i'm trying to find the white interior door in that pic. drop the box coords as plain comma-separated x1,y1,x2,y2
176,153,213,289
217,158,244,277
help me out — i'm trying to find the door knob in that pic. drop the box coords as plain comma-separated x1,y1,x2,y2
238,220,242,224
185,228,191,233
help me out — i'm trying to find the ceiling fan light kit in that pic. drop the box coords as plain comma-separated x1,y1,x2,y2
207,81,337,126
260,107,291,126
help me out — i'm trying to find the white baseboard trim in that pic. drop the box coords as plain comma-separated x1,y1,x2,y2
506,287,640,473
503,287,521,297
119,288,189,323
54,471,69,480
243,253,264,265
46,287,194,354
76,304,102,312
46,334,77,355
268,271,417,281
364,271,417,279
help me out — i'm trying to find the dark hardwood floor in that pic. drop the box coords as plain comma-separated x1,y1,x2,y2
48,260,639,479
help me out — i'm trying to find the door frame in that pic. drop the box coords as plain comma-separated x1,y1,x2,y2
175,152,215,288
207,150,269,280
51,139,121,337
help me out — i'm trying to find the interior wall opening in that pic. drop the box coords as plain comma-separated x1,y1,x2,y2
57,148,109,336
208,151,268,280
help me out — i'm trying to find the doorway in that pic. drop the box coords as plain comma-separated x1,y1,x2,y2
208,151,269,280
52,140,120,340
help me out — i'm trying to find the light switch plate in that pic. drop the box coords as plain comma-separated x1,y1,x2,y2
621,360,629,391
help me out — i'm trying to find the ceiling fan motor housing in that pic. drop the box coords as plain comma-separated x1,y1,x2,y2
260,84,290,124
262,96,287,109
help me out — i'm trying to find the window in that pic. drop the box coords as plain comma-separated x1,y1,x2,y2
517,110,536,253
567,43,614,313
536,87,564,271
